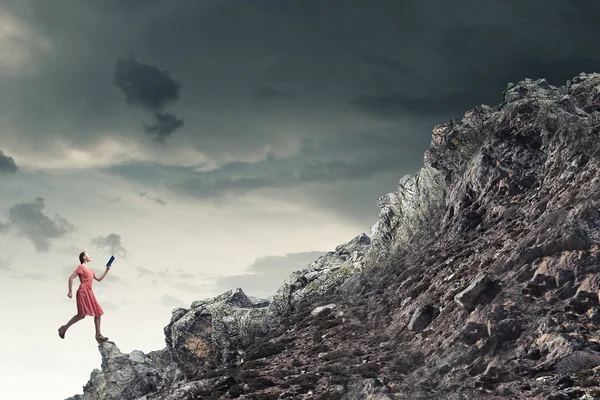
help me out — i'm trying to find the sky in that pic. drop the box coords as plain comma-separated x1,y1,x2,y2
1,1,600,398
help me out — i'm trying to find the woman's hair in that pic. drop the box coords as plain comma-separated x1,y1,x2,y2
79,251,87,264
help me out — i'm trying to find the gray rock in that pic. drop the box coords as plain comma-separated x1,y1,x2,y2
342,378,393,400
555,351,600,374
311,303,337,316
407,305,437,332
369,166,446,250
65,342,167,400
267,233,372,318
454,275,492,312
164,288,271,374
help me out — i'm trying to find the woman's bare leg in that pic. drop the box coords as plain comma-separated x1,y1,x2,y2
94,316,102,336
64,314,85,330
58,314,85,338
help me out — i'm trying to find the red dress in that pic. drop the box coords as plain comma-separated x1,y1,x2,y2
75,264,104,316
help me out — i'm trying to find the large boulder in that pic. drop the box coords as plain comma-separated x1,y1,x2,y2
369,166,446,251
267,233,371,318
164,288,271,375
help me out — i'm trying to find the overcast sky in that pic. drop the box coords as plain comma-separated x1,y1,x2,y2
1,1,600,398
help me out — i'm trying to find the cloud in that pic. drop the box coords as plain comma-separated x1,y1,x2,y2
3,269,49,281
113,56,184,142
214,251,325,298
253,84,295,101
168,281,207,294
353,51,414,75
0,222,10,233
101,195,120,204
0,197,77,252
98,300,119,312
1,257,50,280
135,266,212,294
0,257,11,271
90,233,129,258
136,266,154,277
17,272,49,281
142,111,185,143
113,56,181,111
0,6,51,74
139,191,166,205
3,0,600,231
0,150,18,175
350,92,481,118
158,294,186,308
171,155,405,199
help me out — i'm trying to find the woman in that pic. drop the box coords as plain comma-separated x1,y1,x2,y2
58,251,111,343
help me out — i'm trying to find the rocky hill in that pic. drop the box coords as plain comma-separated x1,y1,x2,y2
67,72,600,400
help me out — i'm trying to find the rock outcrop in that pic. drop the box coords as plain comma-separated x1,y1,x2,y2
65,342,180,400
68,72,600,399
164,288,271,375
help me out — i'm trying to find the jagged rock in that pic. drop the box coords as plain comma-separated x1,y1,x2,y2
164,288,271,375
407,305,438,332
311,303,337,316
454,275,493,312
369,166,446,250
144,348,185,388
342,378,393,400
138,376,237,400
555,351,600,374
268,233,372,317
64,342,166,400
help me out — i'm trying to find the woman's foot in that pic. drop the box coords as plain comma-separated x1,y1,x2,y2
95,334,109,343
58,326,66,339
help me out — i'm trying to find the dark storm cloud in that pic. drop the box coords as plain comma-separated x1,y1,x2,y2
113,56,184,142
172,155,403,199
353,52,414,75
139,191,166,205
3,0,600,226
214,251,326,298
350,92,484,118
142,111,185,143
113,57,181,110
0,151,18,175
0,197,76,252
254,84,295,101
90,233,129,259
428,19,600,106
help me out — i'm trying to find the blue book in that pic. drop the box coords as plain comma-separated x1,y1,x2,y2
106,255,115,266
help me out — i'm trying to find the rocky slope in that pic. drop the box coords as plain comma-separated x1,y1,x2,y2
67,72,600,400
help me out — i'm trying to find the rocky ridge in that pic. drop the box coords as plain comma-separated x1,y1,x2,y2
67,72,600,399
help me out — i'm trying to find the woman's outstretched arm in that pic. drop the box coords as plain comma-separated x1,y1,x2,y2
94,266,111,282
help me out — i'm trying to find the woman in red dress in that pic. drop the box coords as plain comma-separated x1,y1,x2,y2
58,251,111,343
